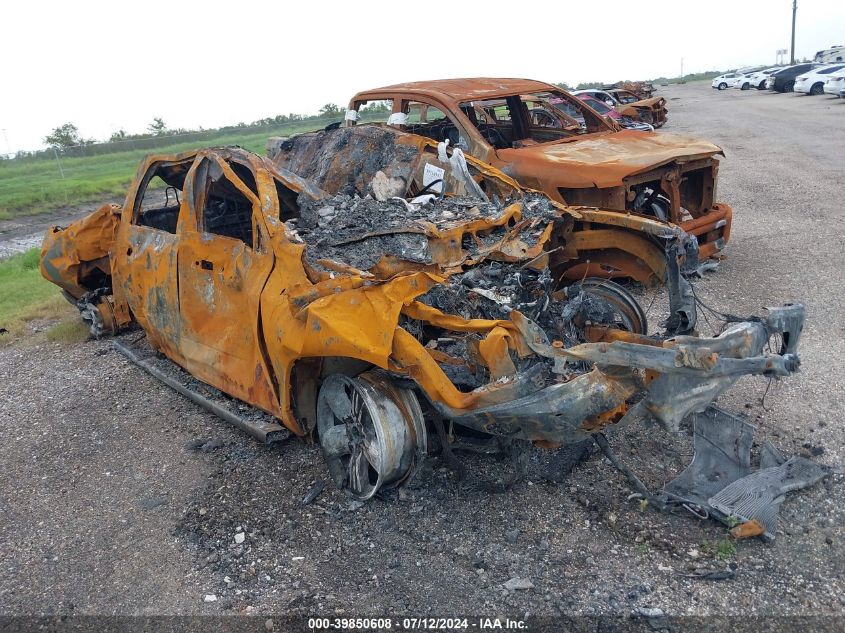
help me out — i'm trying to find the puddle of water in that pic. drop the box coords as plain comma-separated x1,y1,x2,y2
0,234,42,259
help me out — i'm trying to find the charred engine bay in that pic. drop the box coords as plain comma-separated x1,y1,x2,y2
414,270,641,391
290,191,657,393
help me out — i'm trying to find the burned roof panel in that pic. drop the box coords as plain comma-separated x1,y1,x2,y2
353,77,558,103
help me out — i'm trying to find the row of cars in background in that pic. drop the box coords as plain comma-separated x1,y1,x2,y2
513,82,667,132
710,45,845,97
712,63,845,96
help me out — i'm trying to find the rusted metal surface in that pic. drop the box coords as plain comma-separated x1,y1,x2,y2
606,89,669,128
113,339,289,444
606,81,657,99
40,203,127,335
659,406,828,540
40,139,809,509
40,203,120,299
347,78,731,275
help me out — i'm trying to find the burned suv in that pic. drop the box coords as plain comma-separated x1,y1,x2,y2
347,78,732,281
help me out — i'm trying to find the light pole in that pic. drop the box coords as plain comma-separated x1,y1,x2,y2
791,0,797,64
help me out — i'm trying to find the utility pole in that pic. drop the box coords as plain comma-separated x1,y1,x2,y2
791,0,797,64
52,148,65,179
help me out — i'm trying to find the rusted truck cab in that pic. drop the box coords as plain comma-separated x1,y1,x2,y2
347,78,732,281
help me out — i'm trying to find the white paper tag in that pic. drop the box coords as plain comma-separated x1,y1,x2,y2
386,112,409,126
423,163,445,193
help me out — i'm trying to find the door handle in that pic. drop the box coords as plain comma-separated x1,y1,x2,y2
198,259,214,271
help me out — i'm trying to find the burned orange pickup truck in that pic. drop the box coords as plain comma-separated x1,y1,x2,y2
347,78,731,278
38,138,823,539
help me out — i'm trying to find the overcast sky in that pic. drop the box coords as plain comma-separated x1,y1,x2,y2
2,0,843,153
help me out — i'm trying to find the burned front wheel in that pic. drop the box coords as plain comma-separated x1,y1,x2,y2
317,372,427,500
564,278,648,335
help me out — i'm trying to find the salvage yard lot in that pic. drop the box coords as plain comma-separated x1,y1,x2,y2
0,81,843,621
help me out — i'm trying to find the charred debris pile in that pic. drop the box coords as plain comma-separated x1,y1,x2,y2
288,190,654,391
291,191,555,271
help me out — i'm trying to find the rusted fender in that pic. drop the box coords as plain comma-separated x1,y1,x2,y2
40,203,122,300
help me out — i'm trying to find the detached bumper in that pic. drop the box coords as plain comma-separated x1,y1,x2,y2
436,304,804,442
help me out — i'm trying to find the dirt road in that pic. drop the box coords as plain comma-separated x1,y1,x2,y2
1,200,118,258
1,82,843,624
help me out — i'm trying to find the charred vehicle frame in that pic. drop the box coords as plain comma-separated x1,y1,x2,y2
41,136,819,536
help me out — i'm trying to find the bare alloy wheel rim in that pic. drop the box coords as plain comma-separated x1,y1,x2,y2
317,372,426,500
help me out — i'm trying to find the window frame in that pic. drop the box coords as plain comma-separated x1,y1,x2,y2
191,156,262,251
130,158,193,234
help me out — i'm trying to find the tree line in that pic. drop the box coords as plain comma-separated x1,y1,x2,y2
3,100,393,160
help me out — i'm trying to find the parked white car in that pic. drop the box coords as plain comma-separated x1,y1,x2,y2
726,73,747,88
794,65,845,94
735,67,780,90
823,73,845,96
711,73,741,90
729,72,756,90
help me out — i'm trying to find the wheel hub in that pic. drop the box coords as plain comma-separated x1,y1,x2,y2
317,372,426,500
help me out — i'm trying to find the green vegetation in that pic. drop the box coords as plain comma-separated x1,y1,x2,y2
715,537,737,560
556,69,735,92
0,124,307,219
0,248,68,342
46,319,90,344
650,70,728,85
0,107,389,220
701,537,737,561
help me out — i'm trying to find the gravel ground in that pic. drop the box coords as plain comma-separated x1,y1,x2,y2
1,82,843,625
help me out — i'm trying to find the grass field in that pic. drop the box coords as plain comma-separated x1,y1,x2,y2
0,120,330,220
0,248,70,342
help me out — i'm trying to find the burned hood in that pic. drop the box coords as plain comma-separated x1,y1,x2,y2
635,96,665,108
500,131,723,189
620,96,666,111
